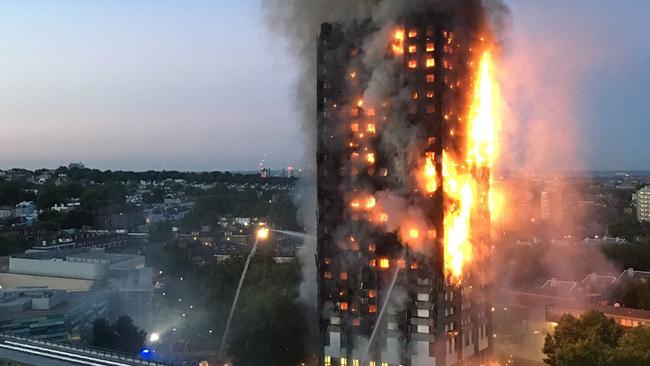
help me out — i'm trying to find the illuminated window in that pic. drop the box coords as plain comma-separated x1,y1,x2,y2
340,302,349,311
379,258,390,269
324,272,332,279
366,108,376,116
380,168,388,176
379,213,388,222
351,108,359,117
369,259,376,267
368,289,377,298
443,60,451,69
341,358,348,366
426,58,435,68
408,60,417,69
412,91,418,99
408,45,417,53
426,74,435,83
352,359,360,366
382,363,389,366
324,257,332,265
324,356,331,366
351,123,359,132
370,362,376,366
368,243,376,252
340,272,349,280
352,319,361,327
426,90,434,98
367,123,376,133
369,305,377,313
410,262,418,270
426,42,435,52
408,30,417,38
444,45,453,54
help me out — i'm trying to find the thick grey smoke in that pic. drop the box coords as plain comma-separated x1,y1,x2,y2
263,0,511,360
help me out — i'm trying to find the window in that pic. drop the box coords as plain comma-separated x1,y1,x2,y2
368,289,377,298
351,108,359,117
426,58,435,68
381,363,389,366
340,302,349,311
324,271,332,279
340,272,348,280
417,293,429,301
426,74,435,83
408,60,417,69
408,30,418,38
426,106,435,114
426,42,435,52
324,81,332,89
418,325,429,333
369,305,377,313
352,359,360,366
325,356,331,366
408,45,417,53
341,358,348,366
350,123,359,132
427,90,434,98
417,309,429,317
370,362,376,366
366,108,375,116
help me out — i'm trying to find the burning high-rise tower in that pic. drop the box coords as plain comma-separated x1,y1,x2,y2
316,3,499,366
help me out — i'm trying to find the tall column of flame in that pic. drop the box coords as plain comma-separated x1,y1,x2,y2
443,51,498,283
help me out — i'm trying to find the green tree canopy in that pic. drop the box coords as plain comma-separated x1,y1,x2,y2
543,310,650,366
89,316,146,355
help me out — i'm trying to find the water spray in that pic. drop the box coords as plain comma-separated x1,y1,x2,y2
218,227,269,359
270,229,315,241
361,251,406,365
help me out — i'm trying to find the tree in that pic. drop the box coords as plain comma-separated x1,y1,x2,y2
0,236,32,256
90,318,115,349
609,279,650,311
112,316,147,354
89,316,146,355
615,327,650,366
542,310,650,366
200,251,308,366
543,310,622,366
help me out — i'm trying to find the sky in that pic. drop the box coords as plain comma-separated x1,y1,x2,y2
0,0,648,171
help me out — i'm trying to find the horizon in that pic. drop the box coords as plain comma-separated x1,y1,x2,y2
0,0,648,171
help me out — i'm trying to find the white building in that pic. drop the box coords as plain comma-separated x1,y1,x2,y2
637,186,650,222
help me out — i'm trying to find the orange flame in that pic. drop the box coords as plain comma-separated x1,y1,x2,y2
392,30,404,55
443,50,499,284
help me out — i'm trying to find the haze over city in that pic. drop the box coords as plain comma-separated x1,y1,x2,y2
0,0,648,171
1,2,650,366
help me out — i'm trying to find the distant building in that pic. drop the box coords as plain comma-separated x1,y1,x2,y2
0,288,108,341
636,186,650,222
6,248,153,329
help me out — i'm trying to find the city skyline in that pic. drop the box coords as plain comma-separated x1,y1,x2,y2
0,0,648,171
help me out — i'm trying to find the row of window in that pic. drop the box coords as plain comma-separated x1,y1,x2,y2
324,356,398,366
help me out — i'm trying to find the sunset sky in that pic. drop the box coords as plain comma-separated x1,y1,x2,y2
0,0,648,171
